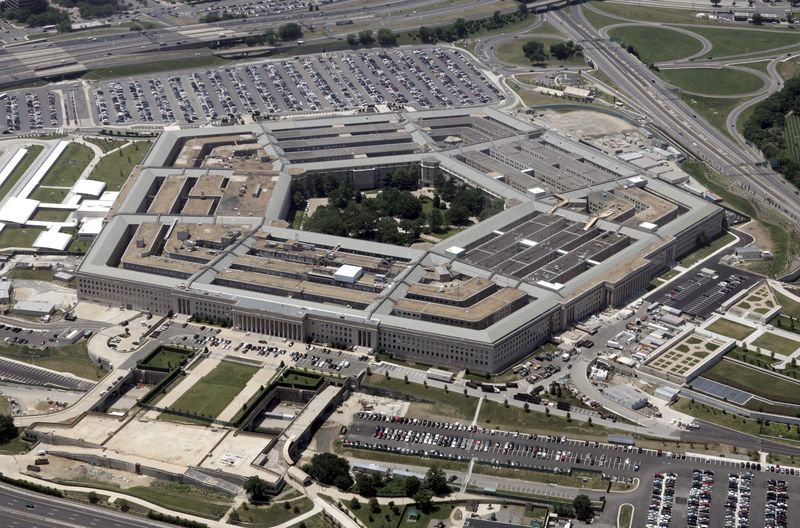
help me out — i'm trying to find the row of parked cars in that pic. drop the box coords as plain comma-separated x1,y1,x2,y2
725,472,752,528
647,472,676,528
765,479,788,528
687,469,714,528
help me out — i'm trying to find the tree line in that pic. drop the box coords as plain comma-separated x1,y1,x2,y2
742,76,800,187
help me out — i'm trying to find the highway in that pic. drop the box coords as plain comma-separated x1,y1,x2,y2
0,482,169,528
548,5,800,228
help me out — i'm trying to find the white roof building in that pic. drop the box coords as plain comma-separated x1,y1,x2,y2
0,197,40,225
73,179,107,197
33,230,72,251
78,217,104,238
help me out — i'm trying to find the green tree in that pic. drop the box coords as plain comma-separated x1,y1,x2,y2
429,208,444,233
87,491,100,504
573,494,593,522
424,466,450,495
522,40,547,64
454,18,468,38
413,488,434,513
358,29,375,45
303,453,353,490
377,28,396,46
347,33,359,46
0,415,17,443
404,476,421,497
355,473,378,497
278,22,303,41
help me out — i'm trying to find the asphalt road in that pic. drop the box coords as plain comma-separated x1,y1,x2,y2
0,482,169,528
549,6,800,227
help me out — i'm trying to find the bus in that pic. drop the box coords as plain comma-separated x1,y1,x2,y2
0,93,7,101
41,24,56,32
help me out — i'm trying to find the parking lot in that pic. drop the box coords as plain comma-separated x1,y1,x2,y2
650,265,760,319
343,414,800,528
88,47,501,126
0,88,62,133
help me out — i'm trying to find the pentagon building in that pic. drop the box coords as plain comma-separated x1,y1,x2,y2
77,107,723,373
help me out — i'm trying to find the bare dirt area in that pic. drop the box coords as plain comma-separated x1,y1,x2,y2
737,219,776,253
23,455,154,490
0,383,83,416
534,109,638,138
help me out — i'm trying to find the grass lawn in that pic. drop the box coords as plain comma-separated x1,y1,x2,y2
234,497,313,526
281,371,322,388
752,332,800,356
62,478,233,520
494,37,586,68
7,268,54,281
681,94,746,139
660,68,763,96
141,346,192,370
334,441,469,473
41,143,94,187
0,145,43,202
363,374,477,422
705,318,755,340
608,26,703,63
778,59,800,81
681,160,796,277
350,500,456,528
90,141,151,191
582,6,622,29
0,341,104,380
0,432,31,455
775,289,800,319
702,359,800,405
618,504,634,528
31,208,70,222
678,231,736,267
29,187,68,204
479,399,617,442
587,2,728,26
83,137,128,153
286,512,342,528
84,55,230,80
0,227,44,249
689,26,800,58
474,464,619,490
166,360,258,419
673,397,800,442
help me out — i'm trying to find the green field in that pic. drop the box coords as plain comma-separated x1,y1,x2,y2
0,227,44,249
363,374,478,422
167,360,258,419
0,145,43,202
775,289,800,318
29,187,68,204
31,209,70,223
752,332,800,356
618,504,634,528
7,268,54,281
141,346,192,370
493,37,586,67
608,26,703,63
84,55,230,80
786,114,800,163
689,26,800,58
234,497,313,526
587,2,729,26
673,397,800,443
660,68,763,96
84,137,128,153
89,141,151,191
705,318,755,340
703,359,800,405
0,342,104,380
41,143,94,187
678,231,736,267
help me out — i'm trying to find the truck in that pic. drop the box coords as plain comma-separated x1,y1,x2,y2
425,368,453,383
607,340,623,350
